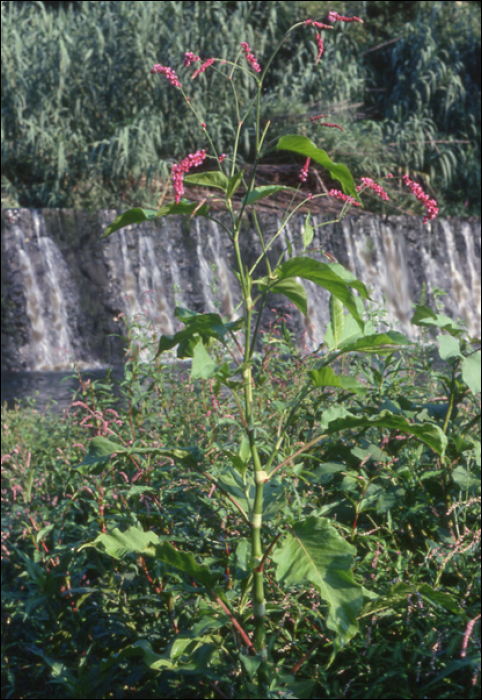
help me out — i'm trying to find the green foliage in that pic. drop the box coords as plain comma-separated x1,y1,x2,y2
1,0,480,214
2,8,481,699
2,310,480,698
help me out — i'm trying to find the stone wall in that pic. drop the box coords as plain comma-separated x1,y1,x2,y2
1,209,480,371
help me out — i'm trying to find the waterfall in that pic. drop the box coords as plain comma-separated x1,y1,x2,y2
115,230,175,362
16,232,51,369
139,235,174,336
441,220,481,337
207,220,235,320
166,238,185,312
195,218,216,312
278,217,328,351
10,215,77,370
341,217,417,337
461,222,481,337
2,209,480,371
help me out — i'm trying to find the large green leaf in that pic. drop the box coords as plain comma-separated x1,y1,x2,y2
358,581,463,618
103,202,210,238
336,330,411,354
309,366,365,394
277,258,368,296
226,170,245,199
217,469,286,521
112,637,221,678
324,310,363,351
183,171,229,191
437,334,462,361
328,293,344,349
79,525,218,589
191,339,218,379
303,212,314,250
257,277,308,315
276,135,359,201
452,464,481,495
272,516,363,652
128,446,203,467
241,185,297,206
75,436,202,474
437,336,480,393
156,307,243,359
461,351,481,394
411,305,465,336
103,207,157,237
75,436,123,472
318,406,447,456
274,257,368,329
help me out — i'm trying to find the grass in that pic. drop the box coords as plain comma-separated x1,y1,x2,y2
1,1,480,217
1,304,480,699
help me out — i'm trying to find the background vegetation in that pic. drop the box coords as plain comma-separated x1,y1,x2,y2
2,307,481,698
1,0,481,217
1,4,481,697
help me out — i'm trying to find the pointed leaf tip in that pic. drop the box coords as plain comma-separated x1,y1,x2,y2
276,135,360,201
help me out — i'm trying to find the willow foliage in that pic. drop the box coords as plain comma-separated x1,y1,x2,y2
1,0,480,215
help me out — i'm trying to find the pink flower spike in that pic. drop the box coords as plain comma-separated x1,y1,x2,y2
300,158,311,183
240,42,262,72
315,34,324,63
327,11,363,23
310,114,329,122
183,51,201,67
151,64,182,89
304,19,333,30
357,177,389,201
219,153,227,163
192,57,216,79
402,174,439,223
317,121,345,131
201,122,206,129
329,189,361,206
172,149,207,204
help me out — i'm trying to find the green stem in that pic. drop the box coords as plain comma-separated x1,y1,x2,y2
442,362,458,435
441,361,459,528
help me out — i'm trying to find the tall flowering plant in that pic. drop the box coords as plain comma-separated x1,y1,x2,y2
85,13,443,697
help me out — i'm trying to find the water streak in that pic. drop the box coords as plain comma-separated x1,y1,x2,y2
4,210,480,371
195,219,216,312
15,218,76,370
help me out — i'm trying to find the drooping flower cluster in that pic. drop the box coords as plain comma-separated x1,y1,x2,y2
183,51,201,67
327,11,364,23
329,189,361,207
304,14,361,66
402,175,439,223
299,158,311,183
304,19,332,64
192,58,216,79
304,19,333,30
240,42,262,72
315,34,324,63
151,64,182,88
310,116,345,131
357,177,389,201
172,149,207,204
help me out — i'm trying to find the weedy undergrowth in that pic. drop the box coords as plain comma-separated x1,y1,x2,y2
2,10,480,700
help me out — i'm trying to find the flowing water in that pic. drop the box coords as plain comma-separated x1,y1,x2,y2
2,209,480,408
